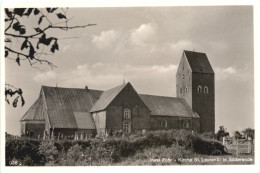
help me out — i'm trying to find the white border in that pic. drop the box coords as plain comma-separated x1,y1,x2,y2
1,0,259,173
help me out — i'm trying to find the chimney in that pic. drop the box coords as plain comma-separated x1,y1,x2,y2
85,86,89,91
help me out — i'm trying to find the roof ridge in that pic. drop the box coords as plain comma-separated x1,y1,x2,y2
139,93,178,99
41,85,103,92
184,50,206,54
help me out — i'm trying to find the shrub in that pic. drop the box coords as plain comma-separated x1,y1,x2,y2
5,139,45,166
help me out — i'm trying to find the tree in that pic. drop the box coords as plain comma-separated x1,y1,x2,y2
234,131,242,140
5,8,96,107
216,126,229,141
242,128,254,143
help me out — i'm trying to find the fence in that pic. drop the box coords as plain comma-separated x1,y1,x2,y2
223,137,253,154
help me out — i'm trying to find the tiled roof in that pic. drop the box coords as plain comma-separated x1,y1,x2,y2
42,86,102,129
22,82,199,129
90,83,128,112
20,95,45,121
184,50,214,74
139,94,199,118
73,112,96,129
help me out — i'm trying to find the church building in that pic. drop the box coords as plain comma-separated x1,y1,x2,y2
20,50,215,139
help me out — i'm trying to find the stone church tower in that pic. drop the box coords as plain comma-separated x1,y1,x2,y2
176,50,215,133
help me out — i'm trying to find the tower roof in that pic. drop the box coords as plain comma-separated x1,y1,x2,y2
184,50,214,74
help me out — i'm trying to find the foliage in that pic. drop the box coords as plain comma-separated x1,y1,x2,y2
4,8,96,107
5,138,45,166
122,144,195,165
187,134,229,155
216,126,229,141
242,128,254,142
234,131,242,140
6,130,230,166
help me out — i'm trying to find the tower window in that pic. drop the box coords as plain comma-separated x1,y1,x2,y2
198,86,202,93
185,86,188,93
180,88,183,94
182,74,185,79
124,108,131,119
204,86,209,94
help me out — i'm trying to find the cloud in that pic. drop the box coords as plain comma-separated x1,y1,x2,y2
215,66,239,80
130,23,157,47
92,30,119,49
125,64,177,74
58,63,177,92
223,66,237,74
33,71,57,83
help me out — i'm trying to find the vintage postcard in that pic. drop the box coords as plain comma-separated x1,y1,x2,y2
1,1,259,173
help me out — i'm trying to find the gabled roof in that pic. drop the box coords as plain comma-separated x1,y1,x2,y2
90,83,128,112
41,86,102,129
20,95,45,122
139,94,199,118
184,50,214,74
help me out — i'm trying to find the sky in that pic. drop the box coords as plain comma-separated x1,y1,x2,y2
4,6,254,135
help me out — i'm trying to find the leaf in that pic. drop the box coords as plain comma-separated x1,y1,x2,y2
38,15,44,24
14,8,26,16
50,8,58,13
18,27,26,35
46,8,51,13
29,43,35,59
12,22,21,31
5,8,12,18
21,39,28,50
13,96,20,108
38,33,54,46
34,27,43,33
5,51,8,57
51,40,59,53
16,56,20,66
24,8,33,16
21,95,25,106
57,13,66,19
17,88,23,95
34,8,40,15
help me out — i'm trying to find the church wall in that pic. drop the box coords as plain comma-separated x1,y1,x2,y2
150,116,199,131
92,111,106,136
150,116,181,130
106,83,151,133
21,121,45,138
192,73,215,133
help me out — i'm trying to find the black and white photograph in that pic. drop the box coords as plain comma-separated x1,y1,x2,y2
1,1,259,172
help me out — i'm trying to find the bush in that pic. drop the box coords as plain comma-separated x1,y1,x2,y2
5,130,228,166
5,139,45,166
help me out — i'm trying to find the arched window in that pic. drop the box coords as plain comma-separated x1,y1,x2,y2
161,120,167,128
123,121,131,133
180,88,183,94
198,85,202,93
124,108,131,119
204,86,208,94
185,86,188,93
182,74,185,79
